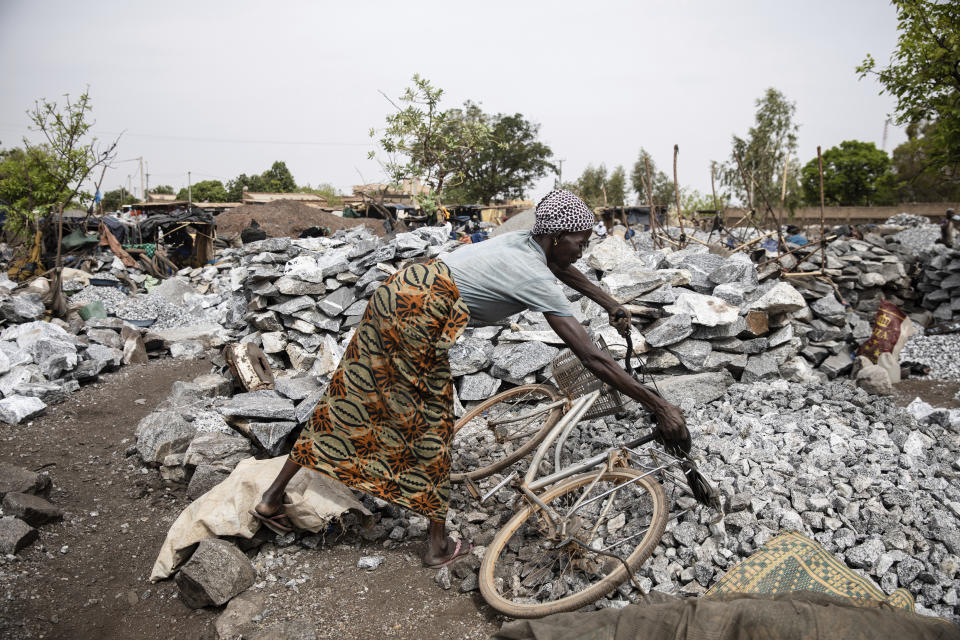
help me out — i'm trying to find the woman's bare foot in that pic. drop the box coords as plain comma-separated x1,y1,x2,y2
422,521,472,567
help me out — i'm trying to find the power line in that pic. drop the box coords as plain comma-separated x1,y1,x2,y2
0,123,373,147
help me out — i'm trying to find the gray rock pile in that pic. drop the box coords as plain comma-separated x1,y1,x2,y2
914,244,960,324
0,461,61,555
442,378,960,620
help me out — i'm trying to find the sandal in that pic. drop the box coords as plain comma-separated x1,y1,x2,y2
424,538,474,569
249,508,293,534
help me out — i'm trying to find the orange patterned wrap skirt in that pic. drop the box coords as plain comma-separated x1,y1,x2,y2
289,260,470,522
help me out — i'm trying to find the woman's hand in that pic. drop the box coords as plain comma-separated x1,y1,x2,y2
608,305,632,337
654,402,690,452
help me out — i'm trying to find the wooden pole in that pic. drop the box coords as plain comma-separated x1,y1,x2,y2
707,162,720,245
643,156,660,249
672,144,687,246
776,151,789,267
817,146,826,270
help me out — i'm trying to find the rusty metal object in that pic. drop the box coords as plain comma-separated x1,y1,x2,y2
224,342,275,391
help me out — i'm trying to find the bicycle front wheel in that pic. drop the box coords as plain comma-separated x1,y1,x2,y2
478,468,667,618
451,384,564,482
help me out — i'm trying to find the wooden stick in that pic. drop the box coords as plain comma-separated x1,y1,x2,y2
782,270,824,277
707,163,720,244
817,145,826,270
642,156,661,249
672,144,686,246
730,230,776,254
778,151,789,267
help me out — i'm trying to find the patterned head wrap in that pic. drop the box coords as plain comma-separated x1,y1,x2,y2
532,190,595,236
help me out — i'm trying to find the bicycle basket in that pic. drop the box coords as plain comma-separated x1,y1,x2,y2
551,335,626,419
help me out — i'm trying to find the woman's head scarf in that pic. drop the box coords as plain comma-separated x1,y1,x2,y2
532,190,595,236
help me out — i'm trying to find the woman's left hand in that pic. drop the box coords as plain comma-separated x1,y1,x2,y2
608,305,632,337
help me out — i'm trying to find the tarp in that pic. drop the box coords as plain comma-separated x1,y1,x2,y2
150,456,370,581
137,207,215,239
492,592,960,640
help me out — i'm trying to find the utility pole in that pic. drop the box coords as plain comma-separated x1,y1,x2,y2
556,159,565,188
188,171,192,207
139,157,145,200
145,162,150,197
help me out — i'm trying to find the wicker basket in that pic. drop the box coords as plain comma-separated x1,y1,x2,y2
551,335,626,419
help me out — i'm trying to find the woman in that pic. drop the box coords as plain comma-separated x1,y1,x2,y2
251,190,689,567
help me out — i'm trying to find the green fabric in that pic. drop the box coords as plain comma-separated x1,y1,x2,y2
342,206,360,218
491,592,960,640
705,530,914,611
122,243,157,258
62,229,99,250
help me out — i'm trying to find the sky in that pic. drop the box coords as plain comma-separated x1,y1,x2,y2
0,0,905,204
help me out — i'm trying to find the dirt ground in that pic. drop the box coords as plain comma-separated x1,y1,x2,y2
214,201,391,240
0,358,499,640
892,377,960,410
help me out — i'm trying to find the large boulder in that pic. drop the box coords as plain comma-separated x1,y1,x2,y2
175,539,256,608
654,370,734,406
0,516,38,554
0,395,46,424
664,292,739,327
183,433,252,469
743,282,806,315
2,492,63,526
219,393,296,422
136,411,197,464
0,462,51,499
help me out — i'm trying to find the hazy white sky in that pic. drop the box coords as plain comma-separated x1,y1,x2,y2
0,0,904,203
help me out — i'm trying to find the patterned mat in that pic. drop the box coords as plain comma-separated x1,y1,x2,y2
705,530,914,611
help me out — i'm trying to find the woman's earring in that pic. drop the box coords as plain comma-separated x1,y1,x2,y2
553,237,559,246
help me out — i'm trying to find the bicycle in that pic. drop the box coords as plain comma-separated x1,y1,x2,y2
450,334,722,618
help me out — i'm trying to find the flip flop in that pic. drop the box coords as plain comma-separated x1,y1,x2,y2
424,539,474,569
249,508,293,534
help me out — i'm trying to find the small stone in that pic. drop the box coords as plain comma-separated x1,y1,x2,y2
357,555,385,571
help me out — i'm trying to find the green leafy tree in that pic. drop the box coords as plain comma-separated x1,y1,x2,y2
372,75,490,217
149,184,175,195
298,182,344,207
858,0,960,177
0,147,63,224
261,161,297,192
225,161,298,200
177,179,228,202
720,88,801,210
100,187,139,211
605,166,627,206
0,91,117,244
442,102,554,204
630,149,675,207
800,140,896,206
571,164,625,208
890,121,960,201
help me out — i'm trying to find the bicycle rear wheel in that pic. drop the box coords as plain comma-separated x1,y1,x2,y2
478,468,667,618
451,384,564,482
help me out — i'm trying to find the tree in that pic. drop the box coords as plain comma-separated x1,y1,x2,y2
0,91,117,246
261,161,297,192
149,184,175,195
605,166,627,206
630,149,675,207
858,0,960,176
298,182,343,207
800,140,896,206
225,161,299,201
720,88,801,210
889,121,960,201
571,164,625,208
372,75,490,217
0,147,64,226
442,102,554,204
177,179,228,202
100,187,139,212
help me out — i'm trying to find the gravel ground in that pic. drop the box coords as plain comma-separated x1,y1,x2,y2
901,333,960,382
69,286,214,329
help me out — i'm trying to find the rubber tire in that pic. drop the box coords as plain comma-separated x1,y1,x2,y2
478,468,668,618
451,384,564,482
